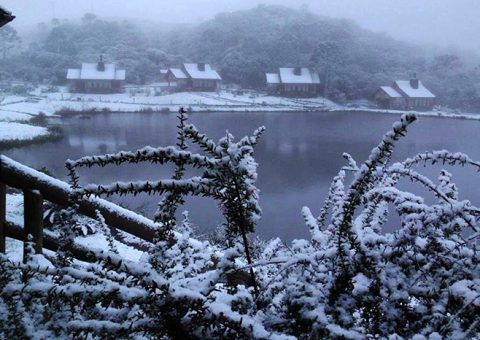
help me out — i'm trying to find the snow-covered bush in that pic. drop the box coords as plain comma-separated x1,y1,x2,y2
0,113,479,338
256,113,480,338
43,201,97,236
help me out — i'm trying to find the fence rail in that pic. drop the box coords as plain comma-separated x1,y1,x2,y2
0,155,158,261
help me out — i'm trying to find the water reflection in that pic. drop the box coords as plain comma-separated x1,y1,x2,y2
4,111,480,241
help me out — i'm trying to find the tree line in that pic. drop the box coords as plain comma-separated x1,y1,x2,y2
1,5,480,110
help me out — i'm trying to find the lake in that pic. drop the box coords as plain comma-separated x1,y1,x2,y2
3,111,480,241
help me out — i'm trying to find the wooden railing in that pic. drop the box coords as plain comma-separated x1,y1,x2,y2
0,155,157,261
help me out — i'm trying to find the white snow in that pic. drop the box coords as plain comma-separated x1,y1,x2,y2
183,63,221,80
67,63,126,80
352,273,372,295
0,87,478,124
0,90,339,115
75,234,144,262
394,80,435,98
4,192,144,263
278,67,320,84
66,68,81,80
0,122,49,142
0,109,32,121
266,73,280,84
169,68,188,79
380,86,403,98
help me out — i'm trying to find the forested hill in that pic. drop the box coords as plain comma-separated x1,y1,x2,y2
163,5,479,108
2,5,480,109
164,5,422,93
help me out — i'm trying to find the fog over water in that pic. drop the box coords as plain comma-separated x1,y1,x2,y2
4,0,480,52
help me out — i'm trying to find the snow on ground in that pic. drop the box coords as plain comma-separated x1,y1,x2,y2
76,234,144,262
0,122,49,142
0,95,28,105
0,90,341,116
340,107,480,121
2,194,54,265
5,194,24,262
0,95,49,143
4,193,144,263
0,109,32,122
1,88,478,122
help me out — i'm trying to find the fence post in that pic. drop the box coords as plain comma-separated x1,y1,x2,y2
0,182,5,253
23,189,43,257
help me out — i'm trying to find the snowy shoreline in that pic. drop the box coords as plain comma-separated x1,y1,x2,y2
338,107,480,121
0,122,61,149
1,89,477,118
1,89,479,147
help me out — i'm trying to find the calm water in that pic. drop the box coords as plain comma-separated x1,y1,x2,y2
4,111,480,240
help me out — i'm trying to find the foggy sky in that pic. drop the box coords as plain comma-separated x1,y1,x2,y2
3,0,480,52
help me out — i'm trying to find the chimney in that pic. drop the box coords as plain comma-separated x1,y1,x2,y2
293,67,302,76
410,73,419,89
198,63,206,71
97,55,105,72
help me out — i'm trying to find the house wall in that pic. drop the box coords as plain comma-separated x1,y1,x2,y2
69,79,123,93
266,83,279,95
374,90,404,109
280,84,320,97
166,72,184,88
189,79,219,91
405,98,435,110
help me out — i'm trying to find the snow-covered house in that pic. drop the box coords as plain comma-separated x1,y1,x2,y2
159,69,168,82
66,57,126,94
266,67,321,97
165,68,189,90
374,86,405,110
375,77,436,110
164,63,222,92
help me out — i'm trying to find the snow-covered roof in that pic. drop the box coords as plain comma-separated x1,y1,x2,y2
266,73,280,84
114,69,126,81
169,68,188,79
183,63,221,80
278,68,320,84
379,86,402,98
160,69,168,74
66,63,126,81
66,69,81,80
394,80,435,98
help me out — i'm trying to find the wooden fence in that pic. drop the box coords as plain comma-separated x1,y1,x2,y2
0,155,157,262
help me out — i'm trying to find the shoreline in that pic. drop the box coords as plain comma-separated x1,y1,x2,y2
0,90,479,152
2,90,478,121
0,125,63,150
55,106,480,121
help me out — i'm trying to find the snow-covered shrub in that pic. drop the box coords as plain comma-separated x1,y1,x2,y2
256,113,480,338
43,201,97,236
65,107,264,292
0,113,479,338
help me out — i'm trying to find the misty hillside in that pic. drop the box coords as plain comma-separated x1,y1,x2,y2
164,5,478,107
165,5,421,87
1,5,480,109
